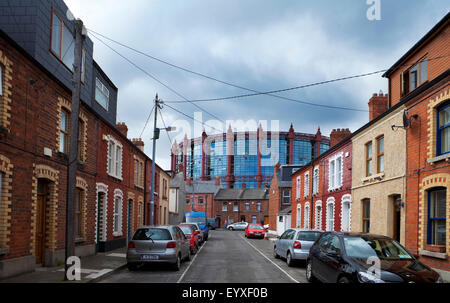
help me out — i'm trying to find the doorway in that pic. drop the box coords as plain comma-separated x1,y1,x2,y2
128,199,133,242
392,195,401,242
240,215,246,222
341,201,350,232
96,192,105,253
36,179,49,265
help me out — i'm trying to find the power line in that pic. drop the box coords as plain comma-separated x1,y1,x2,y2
89,31,226,123
163,103,223,133
85,29,450,112
158,108,173,146
139,104,155,138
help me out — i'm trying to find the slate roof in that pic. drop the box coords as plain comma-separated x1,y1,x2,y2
185,180,223,194
170,173,185,189
214,188,269,200
276,165,303,188
278,206,292,216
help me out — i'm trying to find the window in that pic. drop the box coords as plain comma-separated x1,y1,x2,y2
163,179,168,199
366,142,373,177
134,158,144,188
77,118,84,161
107,138,123,179
313,167,319,195
401,58,427,96
233,202,238,212
377,136,384,173
113,196,122,234
245,203,250,211
437,102,449,156
0,65,3,96
329,155,343,191
59,110,69,154
75,189,83,237
427,188,446,245
95,78,110,110
315,204,322,230
296,177,301,199
252,216,257,223
304,173,309,198
186,198,190,205
329,160,335,188
362,199,370,233
336,157,342,186
296,205,301,227
282,190,291,204
81,48,86,83
257,202,261,212
198,197,204,205
138,202,143,227
304,204,310,229
222,203,227,211
326,202,334,231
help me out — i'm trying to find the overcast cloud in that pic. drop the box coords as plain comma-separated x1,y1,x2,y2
64,0,449,170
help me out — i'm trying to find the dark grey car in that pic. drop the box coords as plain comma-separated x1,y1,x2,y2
274,229,323,266
127,226,191,271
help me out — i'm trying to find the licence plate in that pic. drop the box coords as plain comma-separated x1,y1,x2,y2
141,255,159,260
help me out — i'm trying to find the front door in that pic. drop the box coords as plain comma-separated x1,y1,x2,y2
128,200,133,241
96,192,104,253
36,180,48,265
393,195,401,242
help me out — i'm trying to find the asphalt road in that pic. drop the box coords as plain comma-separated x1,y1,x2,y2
97,229,308,283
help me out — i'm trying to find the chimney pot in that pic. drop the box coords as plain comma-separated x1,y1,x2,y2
368,92,389,122
116,122,128,138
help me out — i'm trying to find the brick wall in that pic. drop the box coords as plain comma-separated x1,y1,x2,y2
215,200,268,227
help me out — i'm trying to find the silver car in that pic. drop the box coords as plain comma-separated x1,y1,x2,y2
127,226,191,271
274,229,323,267
227,222,248,231
181,222,204,244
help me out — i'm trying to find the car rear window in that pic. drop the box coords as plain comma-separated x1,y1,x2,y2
133,228,172,241
297,232,322,241
249,224,264,229
179,226,193,235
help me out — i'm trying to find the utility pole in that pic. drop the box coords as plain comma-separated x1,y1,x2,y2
150,94,160,226
65,19,84,279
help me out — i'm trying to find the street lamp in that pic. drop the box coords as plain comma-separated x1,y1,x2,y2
149,94,176,226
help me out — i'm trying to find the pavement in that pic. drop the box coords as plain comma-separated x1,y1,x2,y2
0,247,128,283
97,229,308,283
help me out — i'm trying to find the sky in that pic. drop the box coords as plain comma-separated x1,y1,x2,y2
64,0,449,170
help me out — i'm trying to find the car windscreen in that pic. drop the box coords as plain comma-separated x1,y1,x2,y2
179,226,193,235
133,228,172,241
297,231,322,241
186,217,206,224
343,237,413,260
248,224,264,229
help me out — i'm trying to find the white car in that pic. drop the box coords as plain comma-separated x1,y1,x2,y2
227,222,248,230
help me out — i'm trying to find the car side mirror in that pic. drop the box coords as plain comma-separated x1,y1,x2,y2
326,250,339,258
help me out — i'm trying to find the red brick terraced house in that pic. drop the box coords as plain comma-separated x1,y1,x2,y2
382,12,450,273
185,177,223,220
214,187,269,227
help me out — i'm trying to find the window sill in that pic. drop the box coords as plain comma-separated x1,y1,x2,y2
134,185,144,190
419,250,448,260
113,232,123,237
75,237,86,244
427,153,450,165
0,247,9,255
108,173,123,182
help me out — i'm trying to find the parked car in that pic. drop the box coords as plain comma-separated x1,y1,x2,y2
181,222,205,244
178,224,199,255
245,224,267,239
207,218,219,230
227,222,248,231
306,232,444,283
127,226,191,271
185,212,209,241
273,229,323,266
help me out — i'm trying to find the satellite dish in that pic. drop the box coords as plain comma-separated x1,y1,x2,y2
403,111,412,128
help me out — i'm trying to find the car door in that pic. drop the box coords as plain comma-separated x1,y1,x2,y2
321,235,344,283
313,233,333,282
276,230,289,256
279,229,293,257
176,227,189,259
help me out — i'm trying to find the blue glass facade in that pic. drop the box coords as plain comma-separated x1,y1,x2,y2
178,132,329,189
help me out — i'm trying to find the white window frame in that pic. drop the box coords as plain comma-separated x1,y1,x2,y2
315,200,322,230
313,166,319,195
296,204,301,228
233,202,238,212
296,177,301,200
113,189,123,237
0,65,3,96
95,78,110,111
328,153,344,191
326,197,335,231
304,172,309,198
245,202,250,211
107,136,123,180
340,194,352,232
222,203,228,212
282,190,291,204
257,202,261,212
304,202,310,229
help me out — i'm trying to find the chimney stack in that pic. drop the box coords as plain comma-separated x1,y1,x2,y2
368,92,389,122
116,122,128,138
132,138,145,152
330,128,352,147
215,176,221,186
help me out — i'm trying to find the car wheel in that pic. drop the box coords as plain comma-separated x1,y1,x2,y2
173,254,181,271
306,259,317,283
338,276,351,283
228,227,234,231
286,251,295,267
127,263,138,271
185,250,191,262
273,247,280,259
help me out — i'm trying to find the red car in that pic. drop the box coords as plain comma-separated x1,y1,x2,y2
245,224,267,239
178,224,199,254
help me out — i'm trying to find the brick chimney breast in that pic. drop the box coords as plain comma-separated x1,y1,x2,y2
132,138,145,152
116,122,128,138
330,128,352,147
368,93,389,122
